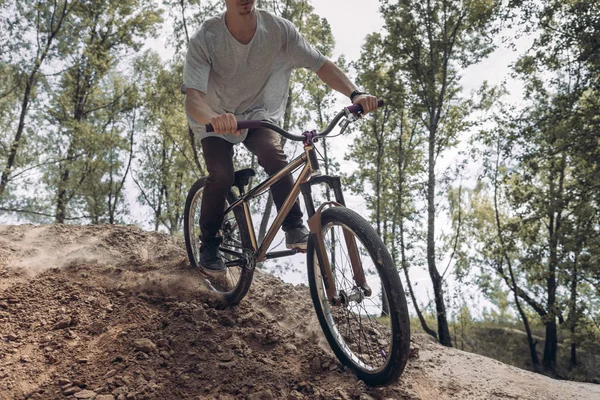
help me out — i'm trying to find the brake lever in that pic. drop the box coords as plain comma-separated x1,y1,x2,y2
338,111,359,134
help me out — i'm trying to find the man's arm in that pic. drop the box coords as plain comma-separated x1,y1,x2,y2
315,60,378,115
185,88,241,135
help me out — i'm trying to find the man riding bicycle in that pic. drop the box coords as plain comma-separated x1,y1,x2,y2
184,0,378,273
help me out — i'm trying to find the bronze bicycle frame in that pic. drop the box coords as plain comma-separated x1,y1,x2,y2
223,143,370,305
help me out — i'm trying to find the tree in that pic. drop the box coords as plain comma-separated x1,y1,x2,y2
0,0,79,199
133,54,200,233
380,0,499,346
38,0,162,223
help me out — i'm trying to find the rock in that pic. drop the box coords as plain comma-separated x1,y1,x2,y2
192,308,206,321
112,386,128,396
247,389,274,400
72,379,86,388
52,316,72,330
65,330,77,339
63,387,80,396
336,390,351,400
74,390,97,399
6,333,18,341
217,352,234,362
159,350,170,359
104,369,117,378
96,396,115,400
78,358,89,363
287,390,303,400
58,378,71,386
156,338,169,349
283,343,297,353
310,357,321,370
359,394,377,400
409,345,420,359
132,338,156,354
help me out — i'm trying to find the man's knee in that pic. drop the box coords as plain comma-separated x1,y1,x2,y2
257,141,287,168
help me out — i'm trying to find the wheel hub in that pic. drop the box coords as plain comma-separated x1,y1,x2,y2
338,287,365,306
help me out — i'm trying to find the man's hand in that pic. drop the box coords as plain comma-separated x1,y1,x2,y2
352,94,378,116
209,113,242,135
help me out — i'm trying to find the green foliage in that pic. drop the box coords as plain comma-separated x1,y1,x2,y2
134,53,199,233
347,0,501,346
0,0,162,222
459,0,600,368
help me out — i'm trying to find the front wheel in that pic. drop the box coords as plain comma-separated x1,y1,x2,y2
307,207,410,386
183,177,254,306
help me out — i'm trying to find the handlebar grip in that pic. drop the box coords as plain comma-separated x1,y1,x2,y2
345,99,385,114
205,120,263,133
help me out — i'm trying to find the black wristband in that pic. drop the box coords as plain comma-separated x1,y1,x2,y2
350,90,366,102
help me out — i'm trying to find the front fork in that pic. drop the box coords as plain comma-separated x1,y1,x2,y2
300,174,372,307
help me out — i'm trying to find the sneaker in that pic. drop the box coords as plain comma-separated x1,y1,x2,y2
285,225,310,250
199,237,226,274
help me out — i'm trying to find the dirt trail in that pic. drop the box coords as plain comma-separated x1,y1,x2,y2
0,224,599,400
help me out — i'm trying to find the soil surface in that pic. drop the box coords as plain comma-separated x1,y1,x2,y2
1,224,599,400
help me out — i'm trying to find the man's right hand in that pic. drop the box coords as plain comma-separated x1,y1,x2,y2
209,113,242,136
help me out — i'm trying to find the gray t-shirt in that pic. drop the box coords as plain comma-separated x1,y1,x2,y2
183,9,327,143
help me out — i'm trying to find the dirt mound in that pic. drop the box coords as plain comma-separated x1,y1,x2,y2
0,224,599,400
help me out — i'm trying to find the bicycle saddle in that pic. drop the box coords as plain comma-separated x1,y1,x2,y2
234,168,255,187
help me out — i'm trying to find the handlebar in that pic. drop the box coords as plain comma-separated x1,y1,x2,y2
345,99,384,115
205,100,384,142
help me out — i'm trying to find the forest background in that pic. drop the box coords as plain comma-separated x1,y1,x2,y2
1,0,599,384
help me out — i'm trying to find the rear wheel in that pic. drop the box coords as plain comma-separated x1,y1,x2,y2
307,207,410,386
183,177,254,305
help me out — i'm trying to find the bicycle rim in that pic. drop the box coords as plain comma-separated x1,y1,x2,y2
307,207,409,385
184,179,253,303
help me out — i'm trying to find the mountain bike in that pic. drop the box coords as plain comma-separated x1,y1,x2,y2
183,102,410,386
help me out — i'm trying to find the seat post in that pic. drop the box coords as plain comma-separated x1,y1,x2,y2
233,168,256,197
236,183,246,196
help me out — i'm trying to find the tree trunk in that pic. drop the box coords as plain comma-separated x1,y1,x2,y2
55,134,81,224
55,162,71,224
516,291,540,367
493,140,539,367
395,110,436,337
0,78,34,197
427,125,451,346
543,319,558,371
401,220,437,339
569,251,579,370
543,154,565,371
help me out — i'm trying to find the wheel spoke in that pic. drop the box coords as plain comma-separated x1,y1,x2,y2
184,184,252,299
312,217,397,373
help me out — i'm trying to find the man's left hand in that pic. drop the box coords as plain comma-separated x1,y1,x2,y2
352,94,378,115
